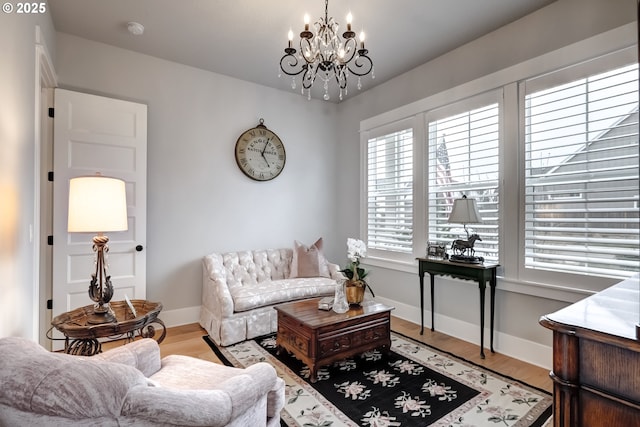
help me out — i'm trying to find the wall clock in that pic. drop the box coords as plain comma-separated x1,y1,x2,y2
234,119,286,181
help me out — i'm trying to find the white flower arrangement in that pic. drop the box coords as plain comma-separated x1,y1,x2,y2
347,238,367,263
341,238,374,297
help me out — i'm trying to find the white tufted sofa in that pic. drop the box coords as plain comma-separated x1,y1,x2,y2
200,248,342,346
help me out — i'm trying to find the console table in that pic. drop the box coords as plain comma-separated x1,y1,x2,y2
51,300,166,356
540,275,640,427
416,257,499,358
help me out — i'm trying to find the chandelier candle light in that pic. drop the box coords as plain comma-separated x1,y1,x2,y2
279,0,374,101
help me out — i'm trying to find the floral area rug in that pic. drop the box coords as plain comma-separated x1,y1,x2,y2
203,332,552,427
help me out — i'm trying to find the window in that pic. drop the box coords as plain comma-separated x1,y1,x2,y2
427,95,501,262
366,125,413,254
523,61,639,279
359,27,637,292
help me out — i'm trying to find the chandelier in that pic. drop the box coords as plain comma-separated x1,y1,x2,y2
278,0,374,101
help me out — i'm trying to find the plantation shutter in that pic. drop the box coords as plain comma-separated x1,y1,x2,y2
366,127,413,253
523,62,639,279
427,98,500,262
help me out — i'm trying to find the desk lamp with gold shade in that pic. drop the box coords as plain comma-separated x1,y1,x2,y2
67,174,128,324
448,195,484,264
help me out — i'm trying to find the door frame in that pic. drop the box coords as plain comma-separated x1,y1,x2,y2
50,89,148,350
35,25,57,346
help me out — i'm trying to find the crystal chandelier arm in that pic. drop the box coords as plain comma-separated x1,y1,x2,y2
337,37,358,65
301,63,315,89
347,50,374,77
279,52,306,77
300,37,320,64
334,65,348,90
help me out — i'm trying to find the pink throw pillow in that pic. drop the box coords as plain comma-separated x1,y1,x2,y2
289,238,331,278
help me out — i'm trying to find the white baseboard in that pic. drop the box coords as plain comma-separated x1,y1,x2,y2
160,305,201,328
162,300,552,370
376,296,552,370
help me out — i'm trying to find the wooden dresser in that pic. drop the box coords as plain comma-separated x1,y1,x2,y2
540,275,640,427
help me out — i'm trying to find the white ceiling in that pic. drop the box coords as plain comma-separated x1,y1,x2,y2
49,0,557,102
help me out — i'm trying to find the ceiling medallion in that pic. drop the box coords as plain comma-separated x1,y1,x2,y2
278,0,374,101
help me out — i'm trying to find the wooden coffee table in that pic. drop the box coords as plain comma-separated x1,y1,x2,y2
274,298,394,382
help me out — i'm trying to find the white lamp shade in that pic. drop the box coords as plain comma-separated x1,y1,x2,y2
448,197,482,224
68,176,128,232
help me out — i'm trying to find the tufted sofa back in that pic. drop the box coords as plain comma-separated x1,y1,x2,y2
220,249,292,290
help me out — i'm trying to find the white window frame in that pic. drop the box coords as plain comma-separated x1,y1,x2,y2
425,90,503,264
517,48,639,291
361,117,424,268
359,23,637,298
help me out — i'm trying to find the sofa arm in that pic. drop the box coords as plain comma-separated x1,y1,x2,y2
217,368,275,421
122,386,234,426
329,262,346,280
123,363,279,426
93,338,161,377
202,254,235,318
266,377,285,422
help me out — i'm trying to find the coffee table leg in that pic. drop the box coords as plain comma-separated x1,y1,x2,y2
382,344,392,358
309,364,318,383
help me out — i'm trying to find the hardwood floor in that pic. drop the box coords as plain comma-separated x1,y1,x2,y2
131,317,552,394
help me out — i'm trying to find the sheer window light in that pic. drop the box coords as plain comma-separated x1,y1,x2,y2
523,63,639,279
366,128,413,254
427,101,500,263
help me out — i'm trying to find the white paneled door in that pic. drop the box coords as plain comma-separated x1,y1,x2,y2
51,89,147,349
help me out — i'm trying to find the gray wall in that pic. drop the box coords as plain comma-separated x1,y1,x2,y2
55,33,341,311
334,0,637,356
0,9,56,337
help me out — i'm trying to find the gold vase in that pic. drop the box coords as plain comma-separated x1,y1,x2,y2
345,281,365,306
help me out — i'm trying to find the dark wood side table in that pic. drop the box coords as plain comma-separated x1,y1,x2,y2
540,276,640,427
416,257,499,358
51,300,166,356
274,298,393,382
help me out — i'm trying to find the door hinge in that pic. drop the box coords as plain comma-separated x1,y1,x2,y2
47,235,53,245
47,171,54,182
46,299,53,310
48,107,54,118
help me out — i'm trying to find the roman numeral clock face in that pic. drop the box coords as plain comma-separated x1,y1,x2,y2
234,121,286,181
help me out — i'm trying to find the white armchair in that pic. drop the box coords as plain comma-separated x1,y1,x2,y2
0,337,285,427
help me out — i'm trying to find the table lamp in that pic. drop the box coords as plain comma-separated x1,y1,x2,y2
68,174,128,324
448,195,483,263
